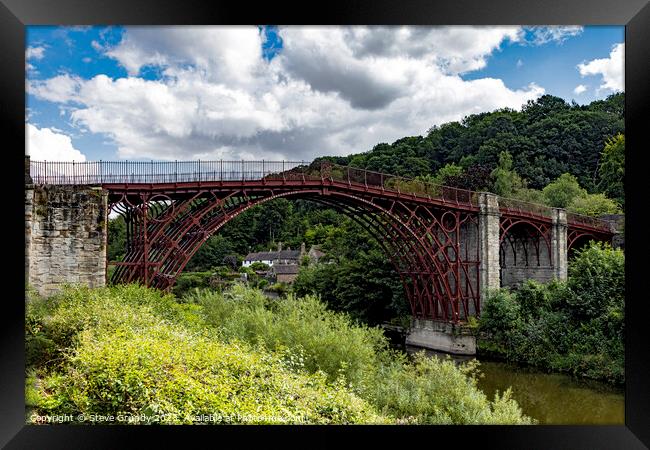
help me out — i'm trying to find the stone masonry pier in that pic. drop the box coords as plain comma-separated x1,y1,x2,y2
25,181,108,297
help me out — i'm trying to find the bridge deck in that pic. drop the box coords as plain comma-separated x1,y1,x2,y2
28,159,614,235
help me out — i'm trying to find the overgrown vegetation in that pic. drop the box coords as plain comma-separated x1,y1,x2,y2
26,284,533,425
478,242,624,384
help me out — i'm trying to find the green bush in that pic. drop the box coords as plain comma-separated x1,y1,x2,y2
27,284,533,425
249,262,270,271
25,285,383,424
478,242,624,384
192,285,387,388
568,193,621,216
565,242,625,323
190,285,533,424
172,271,213,298
370,354,532,424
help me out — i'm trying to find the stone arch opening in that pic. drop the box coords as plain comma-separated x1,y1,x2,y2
499,219,553,288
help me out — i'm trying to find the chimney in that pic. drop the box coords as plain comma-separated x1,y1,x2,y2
277,242,283,252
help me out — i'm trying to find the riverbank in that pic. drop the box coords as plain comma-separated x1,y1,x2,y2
382,320,623,425
401,345,623,425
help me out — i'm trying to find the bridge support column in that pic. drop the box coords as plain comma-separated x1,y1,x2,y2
478,193,501,311
406,319,476,355
551,208,568,281
26,185,108,297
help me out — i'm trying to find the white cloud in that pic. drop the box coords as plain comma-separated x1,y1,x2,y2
525,26,583,45
26,46,46,72
105,26,264,87
577,43,624,92
28,26,545,162
26,46,46,60
26,124,87,161
573,84,587,95
29,74,83,103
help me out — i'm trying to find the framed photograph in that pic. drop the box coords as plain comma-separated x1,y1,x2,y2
3,0,649,448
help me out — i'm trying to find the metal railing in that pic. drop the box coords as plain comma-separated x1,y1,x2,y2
499,197,613,232
498,196,554,219
29,160,309,185
28,159,613,231
323,162,480,207
566,212,614,232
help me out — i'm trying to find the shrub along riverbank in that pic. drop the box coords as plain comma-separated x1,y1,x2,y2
26,284,533,425
478,242,624,385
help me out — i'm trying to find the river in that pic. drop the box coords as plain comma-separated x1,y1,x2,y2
404,345,624,425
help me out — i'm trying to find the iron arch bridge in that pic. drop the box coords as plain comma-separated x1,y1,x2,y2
30,160,615,323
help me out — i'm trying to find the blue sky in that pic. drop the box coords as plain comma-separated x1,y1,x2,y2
25,26,624,162
461,26,623,104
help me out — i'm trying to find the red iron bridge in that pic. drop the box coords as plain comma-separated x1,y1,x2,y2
30,159,616,323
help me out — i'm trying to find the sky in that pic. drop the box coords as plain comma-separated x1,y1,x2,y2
25,25,624,163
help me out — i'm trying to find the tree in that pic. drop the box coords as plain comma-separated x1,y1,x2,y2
542,173,586,208
490,151,523,197
443,164,492,191
511,188,545,204
186,234,234,271
568,193,621,216
222,255,239,271
426,163,463,186
249,262,270,271
107,216,126,262
598,133,625,208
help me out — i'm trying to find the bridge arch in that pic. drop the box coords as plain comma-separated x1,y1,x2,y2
28,158,616,323
499,217,553,288
108,187,480,322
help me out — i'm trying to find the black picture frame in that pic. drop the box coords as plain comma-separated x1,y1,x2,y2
2,1,648,448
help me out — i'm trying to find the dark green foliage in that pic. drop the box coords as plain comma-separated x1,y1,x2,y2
564,242,625,324
293,217,408,325
171,271,213,298
106,216,126,261
444,164,493,191
479,242,624,384
334,93,623,192
598,133,625,208
222,255,239,271
185,234,234,271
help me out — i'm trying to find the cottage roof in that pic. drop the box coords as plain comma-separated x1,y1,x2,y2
244,251,276,261
277,250,301,260
244,249,301,261
273,264,300,275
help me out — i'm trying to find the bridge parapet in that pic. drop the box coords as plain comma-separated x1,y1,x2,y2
28,159,613,235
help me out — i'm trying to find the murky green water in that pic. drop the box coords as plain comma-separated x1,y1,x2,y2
405,346,624,424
